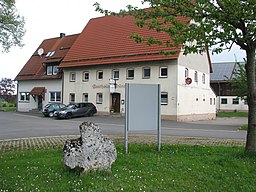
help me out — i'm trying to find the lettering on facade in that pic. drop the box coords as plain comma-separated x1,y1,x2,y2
92,84,125,89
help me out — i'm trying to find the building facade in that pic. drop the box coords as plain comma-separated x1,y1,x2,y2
211,62,248,112
15,34,79,112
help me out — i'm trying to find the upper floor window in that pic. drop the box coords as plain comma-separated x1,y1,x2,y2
47,65,59,75
112,70,119,80
194,71,198,82
143,67,151,79
83,71,89,82
160,67,168,78
202,73,206,84
70,72,76,82
20,92,30,102
97,70,103,80
185,68,189,78
127,68,134,79
50,92,61,102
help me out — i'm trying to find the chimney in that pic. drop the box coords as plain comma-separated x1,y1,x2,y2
60,33,65,38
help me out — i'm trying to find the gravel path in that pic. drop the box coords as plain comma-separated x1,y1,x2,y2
0,135,245,153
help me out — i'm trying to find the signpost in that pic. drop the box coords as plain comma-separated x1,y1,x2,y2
125,83,161,154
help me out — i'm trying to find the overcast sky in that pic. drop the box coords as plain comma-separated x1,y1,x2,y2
0,0,246,80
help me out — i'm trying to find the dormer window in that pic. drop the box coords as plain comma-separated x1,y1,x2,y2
46,51,55,57
47,65,59,75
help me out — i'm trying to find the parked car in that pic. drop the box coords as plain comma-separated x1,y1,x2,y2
53,102,97,119
42,103,66,117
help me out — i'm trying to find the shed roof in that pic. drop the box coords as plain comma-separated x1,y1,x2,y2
60,15,188,68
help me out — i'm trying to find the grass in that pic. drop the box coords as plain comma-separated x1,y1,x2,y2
1,144,256,191
0,102,16,112
240,124,248,131
217,112,248,117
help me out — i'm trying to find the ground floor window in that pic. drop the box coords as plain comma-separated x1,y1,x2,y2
70,93,75,103
161,92,168,105
83,93,89,102
49,92,61,102
221,98,228,104
20,92,30,102
232,98,239,105
96,93,103,104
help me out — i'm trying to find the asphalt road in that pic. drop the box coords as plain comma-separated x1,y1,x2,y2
0,111,247,140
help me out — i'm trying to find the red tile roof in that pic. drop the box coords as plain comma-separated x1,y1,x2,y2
15,34,79,81
60,15,187,68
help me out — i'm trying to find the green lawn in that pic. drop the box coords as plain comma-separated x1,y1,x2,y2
1,144,256,191
217,112,248,117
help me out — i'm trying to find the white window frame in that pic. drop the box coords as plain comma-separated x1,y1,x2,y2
83,71,89,82
127,68,134,79
20,92,30,102
96,93,103,104
143,67,151,79
49,92,61,102
83,93,89,102
160,67,168,78
161,92,168,105
185,68,189,78
112,69,119,80
202,73,206,84
221,98,228,104
97,70,103,80
194,71,198,82
232,98,239,105
70,72,76,82
70,93,75,103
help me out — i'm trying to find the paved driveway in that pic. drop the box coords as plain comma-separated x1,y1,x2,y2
0,111,247,140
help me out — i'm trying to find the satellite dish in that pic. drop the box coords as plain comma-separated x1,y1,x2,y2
37,48,44,57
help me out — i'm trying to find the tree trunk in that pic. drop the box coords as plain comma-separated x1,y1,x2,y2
245,47,256,153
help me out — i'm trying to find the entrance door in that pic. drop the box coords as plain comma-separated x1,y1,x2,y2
38,95,43,111
112,93,120,113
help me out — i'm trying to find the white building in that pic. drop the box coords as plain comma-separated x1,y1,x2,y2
60,15,216,121
15,34,79,112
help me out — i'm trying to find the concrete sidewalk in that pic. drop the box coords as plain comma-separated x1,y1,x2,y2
0,135,245,153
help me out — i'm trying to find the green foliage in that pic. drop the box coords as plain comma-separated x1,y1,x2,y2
0,0,25,52
0,145,256,191
232,62,248,99
240,124,248,131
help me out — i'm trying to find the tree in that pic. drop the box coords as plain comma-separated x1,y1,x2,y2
0,77,15,96
0,0,25,52
95,0,256,153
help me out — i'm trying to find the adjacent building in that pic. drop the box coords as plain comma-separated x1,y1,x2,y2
15,33,79,112
210,62,248,112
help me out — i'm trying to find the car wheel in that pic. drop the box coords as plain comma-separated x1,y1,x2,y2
65,113,72,119
49,112,54,117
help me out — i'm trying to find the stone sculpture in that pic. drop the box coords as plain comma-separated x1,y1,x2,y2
63,122,117,172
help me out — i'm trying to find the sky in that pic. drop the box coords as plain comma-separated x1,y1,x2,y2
0,0,246,80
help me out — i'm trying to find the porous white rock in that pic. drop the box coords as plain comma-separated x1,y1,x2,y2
63,122,117,172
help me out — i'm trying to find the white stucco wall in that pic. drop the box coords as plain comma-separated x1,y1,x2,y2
17,79,62,112
62,60,178,116
176,53,216,121
216,96,248,112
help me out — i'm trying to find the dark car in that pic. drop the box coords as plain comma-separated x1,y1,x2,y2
53,102,97,119
42,103,66,117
